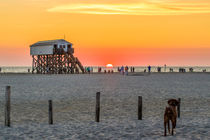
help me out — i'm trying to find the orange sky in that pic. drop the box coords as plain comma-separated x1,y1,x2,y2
0,0,210,66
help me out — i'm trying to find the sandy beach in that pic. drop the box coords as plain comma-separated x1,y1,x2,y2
0,73,210,139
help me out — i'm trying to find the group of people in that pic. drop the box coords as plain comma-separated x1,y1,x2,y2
84,65,207,74
118,66,129,75
86,67,115,74
144,65,153,73
85,67,93,74
97,67,114,73
130,67,135,73
104,69,114,73
145,65,166,73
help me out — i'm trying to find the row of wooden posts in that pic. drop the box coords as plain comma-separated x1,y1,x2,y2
4,86,181,126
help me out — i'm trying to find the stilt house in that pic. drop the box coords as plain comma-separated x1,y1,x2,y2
30,39,84,74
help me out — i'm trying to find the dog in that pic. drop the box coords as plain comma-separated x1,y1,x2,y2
164,99,179,136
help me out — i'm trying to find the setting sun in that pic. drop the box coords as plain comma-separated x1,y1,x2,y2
106,64,113,68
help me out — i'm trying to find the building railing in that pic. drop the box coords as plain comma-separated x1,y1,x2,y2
53,48,74,54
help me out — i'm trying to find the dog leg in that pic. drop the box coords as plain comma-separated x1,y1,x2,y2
171,120,174,135
172,128,174,135
168,120,170,134
164,121,167,136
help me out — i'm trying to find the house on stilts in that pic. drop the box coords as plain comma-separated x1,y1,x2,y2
30,39,85,74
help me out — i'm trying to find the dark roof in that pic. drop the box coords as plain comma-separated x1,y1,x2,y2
30,39,72,47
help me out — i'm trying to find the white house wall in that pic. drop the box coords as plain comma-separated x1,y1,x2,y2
30,45,54,55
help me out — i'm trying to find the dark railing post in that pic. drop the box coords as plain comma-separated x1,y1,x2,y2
5,86,11,127
95,92,100,122
138,96,142,120
49,100,53,124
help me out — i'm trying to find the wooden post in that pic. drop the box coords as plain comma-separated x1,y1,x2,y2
138,96,142,120
49,100,53,124
178,98,181,118
95,92,100,122
32,55,34,74
5,86,11,127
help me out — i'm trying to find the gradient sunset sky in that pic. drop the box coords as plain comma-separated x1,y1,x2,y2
0,0,210,66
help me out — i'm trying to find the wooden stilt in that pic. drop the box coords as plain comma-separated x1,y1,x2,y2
32,51,84,74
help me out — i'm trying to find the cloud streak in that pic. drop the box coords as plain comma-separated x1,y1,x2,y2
47,2,210,15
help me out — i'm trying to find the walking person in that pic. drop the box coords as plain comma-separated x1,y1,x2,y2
87,67,90,74
148,65,151,73
118,67,120,72
157,67,161,72
125,66,129,75
98,67,102,73
121,66,124,75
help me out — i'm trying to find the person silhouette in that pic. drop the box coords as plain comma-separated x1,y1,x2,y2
121,66,124,75
148,65,151,73
125,66,129,75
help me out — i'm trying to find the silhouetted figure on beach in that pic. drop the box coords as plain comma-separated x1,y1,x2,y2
179,68,186,73
130,67,135,73
0,67,1,73
87,67,90,74
125,66,129,75
98,67,102,73
189,68,193,72
118,67,120,72
170,68,173,72
148,65,151,73
133,67,135,72
121,66,124,75
157,67,161,72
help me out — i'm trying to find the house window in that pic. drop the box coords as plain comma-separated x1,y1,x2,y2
54,44,57,49
67,44,71,48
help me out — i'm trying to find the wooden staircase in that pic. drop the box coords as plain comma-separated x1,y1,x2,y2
75,57,85,73
64,51,85,73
